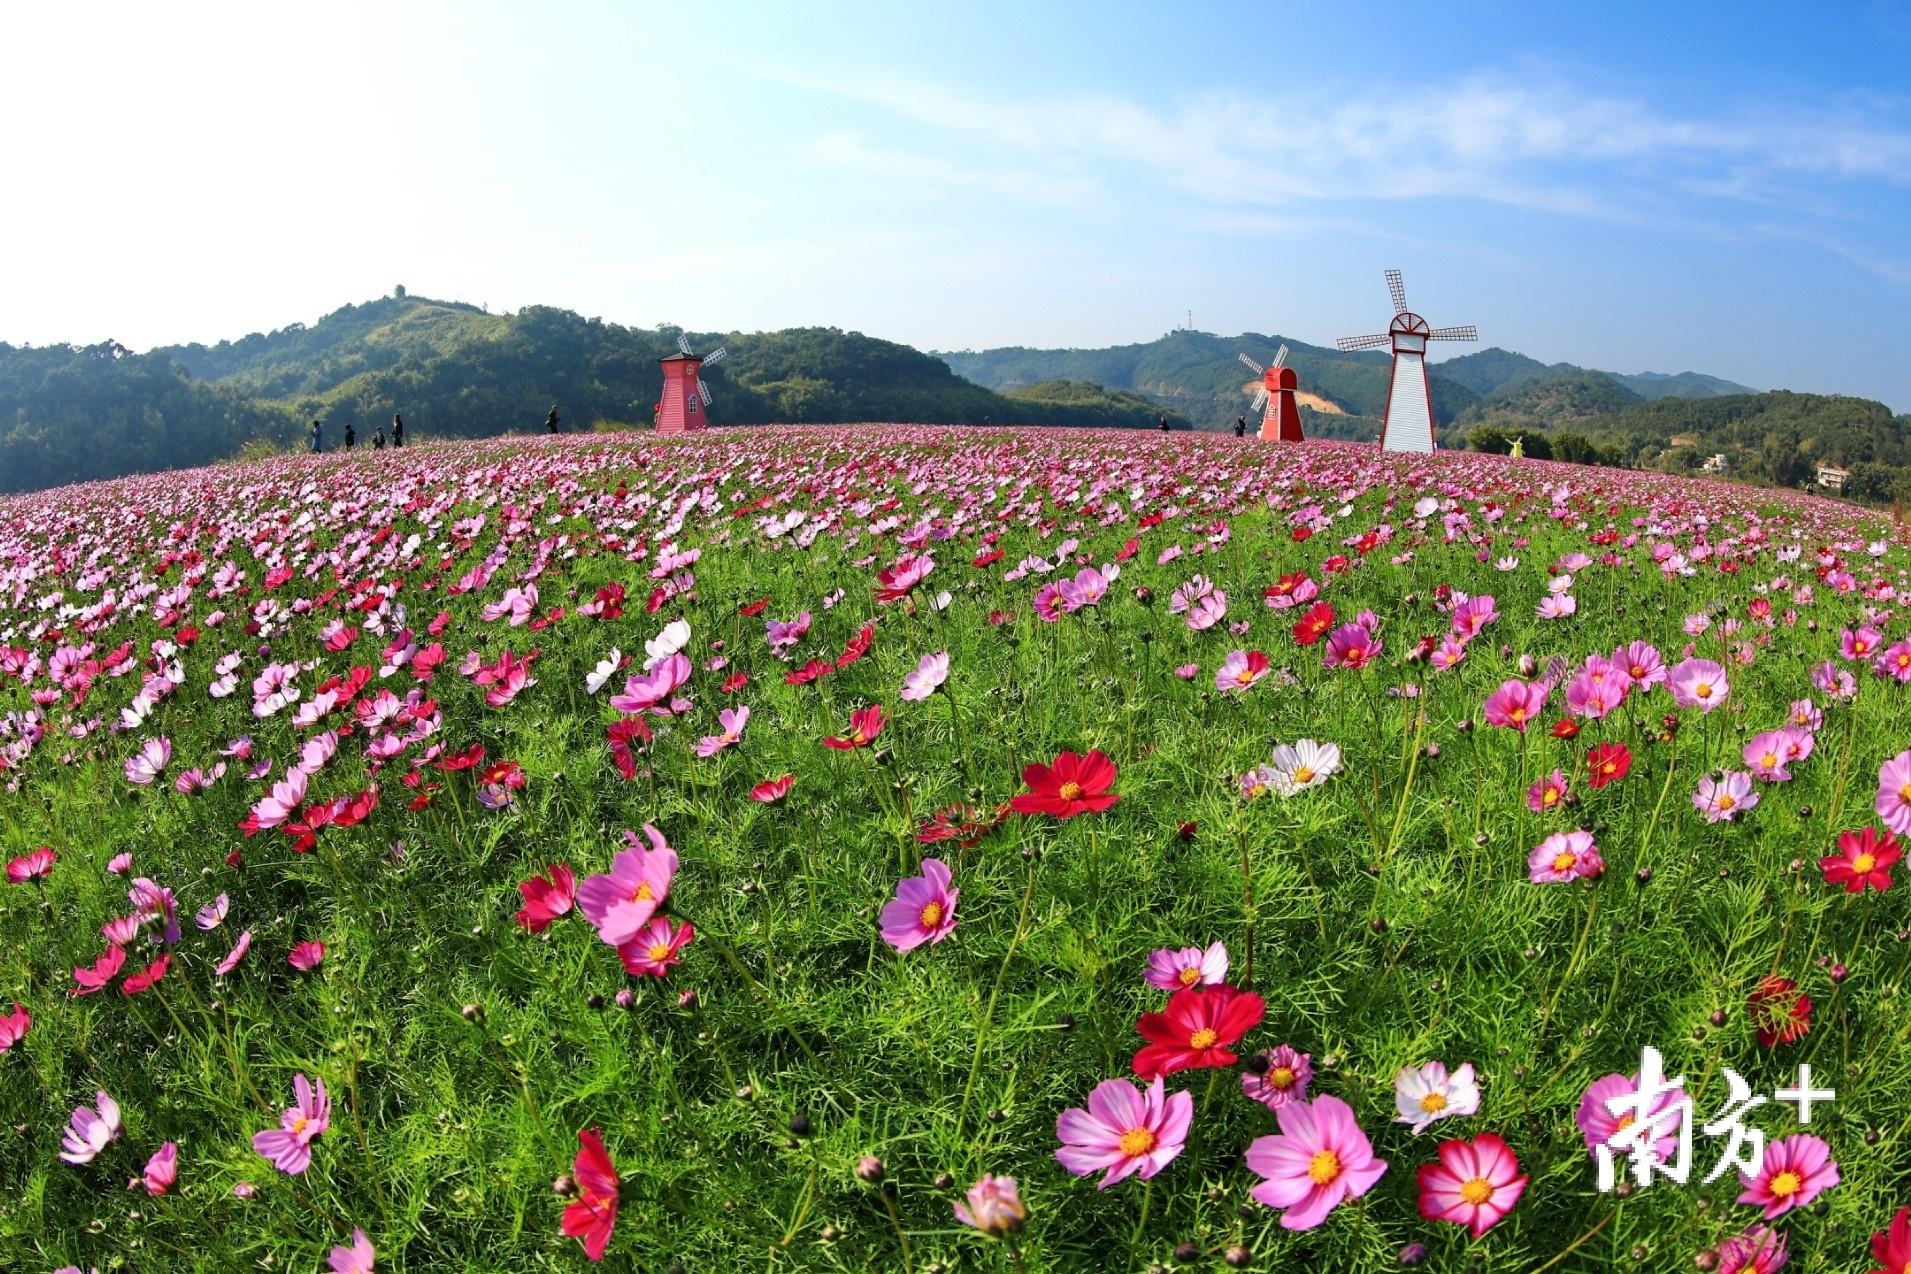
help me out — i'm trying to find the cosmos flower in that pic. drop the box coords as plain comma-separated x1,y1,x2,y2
59,1091,122,1164
0,1002,29,1053
138,1141,178,1196
1241,1045,1313,1111
1055,1076,1192,1189
1416,1133,1527,1238
750,774,794,803
617,916,695,977
1142,940,1228,991
1394,1061,1482,1134
1245,1094,1388,1231
577,825,678,948
216,930,253,976
1821,827,1900,893
561,1128,620,1262
252,1074,329,1175
1322,622,1382,670
515,864,577,932
880,858,958,952
1738,1134,1838,1219
289,941,326,971
1716,1225,1789,1274
1877,749,1911,836
899,651,950,701
1869,1207,1911,1274
7,846,55,884
1267,739,1341,795
1748,976,1812,1048
953,1174,1026,1235
695,706,749,757
1010,749,1119,818
1526,769,1569,812
1586,742,1631,788
1132,984,1265,1079
1529,830,1604,883
327,1228,376,1274
1668,658,1730,712
124,736,171,786
1482,678,1548,731
1694,770,1758,823
823,704,887,750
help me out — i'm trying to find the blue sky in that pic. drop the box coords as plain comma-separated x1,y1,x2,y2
5,0,1910,407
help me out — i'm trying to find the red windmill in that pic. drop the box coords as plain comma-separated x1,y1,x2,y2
656,334,726,435
1237,344,1303,442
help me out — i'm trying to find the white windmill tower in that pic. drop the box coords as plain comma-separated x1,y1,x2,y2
1336,270,1476,454
1236,344,1303,442
657,334,727,435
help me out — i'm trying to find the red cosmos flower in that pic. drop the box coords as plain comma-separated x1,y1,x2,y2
1291,527,1312,542
121,952,171,996
1321,554,1351,574
1748,976,1813,1049
6,847,55,884
1133,984,1266,1079
1870,1206,1911,1274
561,1127,620,1262
835,623,876,669
751,774,795,803
720,672,750,694
823,704,887,750
738,597,771,617
1586,743,1631,789
1821,827,1901,894
515,864,577,932
606,718,651,781
1551,719,1581,740
1010,749,1120,819
972,549,1005,569
786,659,832,687
436,744,487,773
1115,538,1140,563
1292,602,1337,646
331,787,379,829
917,803,1010,848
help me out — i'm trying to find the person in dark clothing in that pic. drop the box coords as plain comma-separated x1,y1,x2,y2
373,425,387,450
1235,415,1248,438
392,414,404,447
545,405,561,434
309,420,322,453
1157,416,1169,432
344,423,357,450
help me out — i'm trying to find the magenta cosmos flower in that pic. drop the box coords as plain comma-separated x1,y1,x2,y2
1694,771,1758,823
1668,658,1729,712
328,1227,376,1274
1529,831,1604,883
138,1141,179,1196
1716,1225,1788,1274
1482,678,1548,731
577,825,678,947
6,846,55,884
953,1173,1026,1235
1245,1094,1388,1230
1878,749,1911,837
1215,649,1270,693
1241,1045,1313,1111
1143,940,1228,991
1416,1133,1527,1239
1738,1133,1838,1219
1577,1070,1687,1166
880,857,958,952
899,652,950,701
253,1073,330,1175
1055,1076,1192,1189
694,706,749,757
617,916,694,977
1322,623,1382,670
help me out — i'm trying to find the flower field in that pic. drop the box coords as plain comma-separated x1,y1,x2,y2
7,425,1911,1272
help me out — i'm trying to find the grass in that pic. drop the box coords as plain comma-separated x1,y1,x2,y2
2,426,1910,1272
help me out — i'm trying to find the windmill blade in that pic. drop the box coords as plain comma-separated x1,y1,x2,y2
1271,343,1289,369
1249,387,1269,412
1236,351,1264,376
677,333,693,355
701,346,727,366
696,378,712,407
1427,325,1479,341
1385,268,1408,314
1336,333,1391,352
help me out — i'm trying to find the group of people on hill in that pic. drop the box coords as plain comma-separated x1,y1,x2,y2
309,414,405,454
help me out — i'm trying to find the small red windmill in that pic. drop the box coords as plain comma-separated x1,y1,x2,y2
1237,344,1303,442
656,334,726,435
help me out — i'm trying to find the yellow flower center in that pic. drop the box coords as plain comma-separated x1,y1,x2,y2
1307,1150,1342,1185
918,901,944,928
1853,853,1877,874
1543,789,1560,806
1770,1170,1802,1197
1899,781,1911,803
1294,766,1316,784
1058,781,1083,801
1269,1066,1296,1090
1188,1028,1218,1050
1552,851,1577,872
291,1116,308,1134
1235,669,1255,685
647,943,672,961
1419,1091,1448,1113
1118,1127,1157,1157
1761,752,1779,767
1510,708,1527,722
1615,1113,1636,1134
1695,681,1713,698
1459,1177,1493,1206
1716,795,1737,811
1177,967,1202,987
634,882,654,901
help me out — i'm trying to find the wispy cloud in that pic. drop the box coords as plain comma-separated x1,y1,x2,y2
804,131,1099,205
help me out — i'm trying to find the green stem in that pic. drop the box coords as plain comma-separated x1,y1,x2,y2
958,861,1038,1141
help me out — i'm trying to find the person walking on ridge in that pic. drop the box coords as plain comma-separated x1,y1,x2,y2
1157,415,1169,432
373,424,387,450
1235,414,1247,438
545,405,561,435
392,414,404,447
309,420,322,453
344,422,356,451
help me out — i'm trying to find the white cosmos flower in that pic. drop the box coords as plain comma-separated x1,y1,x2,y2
1267,739,1341,796
644,620,691,670
587,648,622,696
1394,1061,1480,1135
1413,497,1439,518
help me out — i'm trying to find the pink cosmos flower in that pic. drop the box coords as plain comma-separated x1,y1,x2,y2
1874,638,1911,683
1416,1133,1527,1239
124,736,171,786
1322,623,1382,670
246,768,309,833
1716,1225,1788,1274
1614,641,1666,690
617,916,695,977
1450,594,1498,639
60,1091,122,1164
1668,658,1730,712
1241,1045,1313,1111
765,612,812,652
1055,1076,1192,1189
196,894,229,930
0,1002,29,1053
880,857,958,952
577,825,679,947
1143,940,1228,991
694,706,749,757
1695,770,1758,823
1394,1061,1481,1133
1185,589,1228,632
1564,664,1627,720
1057,567,1109,611
289,941,326,971
1577,1071,1687,1165
900,652,950,701
609,652,690,714
1841,625,1883,662
1526,769,1570,813
1215,650,1270,693
1878,748,1911,836
1743,731,1794,782
1529,830,1605,883
138,1141,178,1196
1482,678,1548,731
252,1073,330,1175
328,1228,376,1274
1786,699,1822,732
1245,1094,1388,1230
7,846,55,884
107,852,133,875
953,1173,1027,1235
215,930,253,976
1738,1133,1838,1219
1173,663,1200,680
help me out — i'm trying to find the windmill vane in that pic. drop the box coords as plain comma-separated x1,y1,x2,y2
1337,269,1477,454
1237,339,1305,445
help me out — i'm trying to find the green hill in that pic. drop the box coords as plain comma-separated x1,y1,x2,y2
1454,368,1646,432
